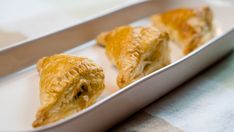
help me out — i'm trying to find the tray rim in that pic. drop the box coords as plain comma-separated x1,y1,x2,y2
0,0,140,52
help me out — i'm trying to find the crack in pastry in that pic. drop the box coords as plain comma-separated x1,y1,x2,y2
33,54,105,128
151,6,214,54
97,26,170,88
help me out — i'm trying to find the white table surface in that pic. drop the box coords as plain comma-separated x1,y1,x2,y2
1,0,233,131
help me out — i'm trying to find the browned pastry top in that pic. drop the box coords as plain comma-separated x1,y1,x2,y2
97,26,170,87
33,54,104,127
151,6,214,54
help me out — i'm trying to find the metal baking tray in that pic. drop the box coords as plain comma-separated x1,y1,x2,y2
0,0,234,131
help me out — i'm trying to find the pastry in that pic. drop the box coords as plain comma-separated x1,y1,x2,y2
151,6,214,54
33,54,105,127
97,26,170,88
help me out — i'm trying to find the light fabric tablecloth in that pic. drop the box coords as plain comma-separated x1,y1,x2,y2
1,0,233,131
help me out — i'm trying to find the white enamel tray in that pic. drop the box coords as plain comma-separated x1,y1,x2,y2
0,0,233,131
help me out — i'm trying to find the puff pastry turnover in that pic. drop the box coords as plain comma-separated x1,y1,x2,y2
151,6,214,54
97,26,170,88
33,54,104,127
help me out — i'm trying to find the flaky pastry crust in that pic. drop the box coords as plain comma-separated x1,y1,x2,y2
97,26,170,88
33,54,104,127
151,6,214,54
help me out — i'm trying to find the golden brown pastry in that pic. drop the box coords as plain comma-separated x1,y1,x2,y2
97,26,170,88
33,54,104,128
151,6,214,54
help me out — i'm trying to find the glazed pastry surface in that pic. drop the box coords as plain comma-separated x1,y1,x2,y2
97,26,170,88
33,54,104,127
151,6,214,54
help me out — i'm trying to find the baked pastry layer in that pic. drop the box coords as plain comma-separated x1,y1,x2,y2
97,26,170,88
33,54,104,127
151,6,214,54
